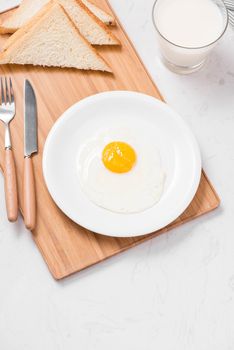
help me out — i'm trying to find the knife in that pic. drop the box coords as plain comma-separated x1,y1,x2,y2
23,79,38,230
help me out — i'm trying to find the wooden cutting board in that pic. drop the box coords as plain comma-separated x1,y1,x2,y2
0,1,220,279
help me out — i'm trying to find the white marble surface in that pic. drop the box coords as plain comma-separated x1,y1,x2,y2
1,1,234,349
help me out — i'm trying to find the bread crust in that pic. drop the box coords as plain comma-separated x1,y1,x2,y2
83,0,116,26
0,27,16,34
74,0,120,45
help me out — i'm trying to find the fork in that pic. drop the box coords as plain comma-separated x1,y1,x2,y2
224,0,234,26
0,77,18,222
228,10,234,26
224,0,234,10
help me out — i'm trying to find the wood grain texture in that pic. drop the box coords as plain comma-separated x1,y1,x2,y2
4,148,18,222
0,1,220,279
23,156,36,230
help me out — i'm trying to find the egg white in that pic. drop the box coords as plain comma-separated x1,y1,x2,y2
77,127,165,214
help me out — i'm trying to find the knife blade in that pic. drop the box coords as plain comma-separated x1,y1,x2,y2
23,79,37,231
24,79,38,157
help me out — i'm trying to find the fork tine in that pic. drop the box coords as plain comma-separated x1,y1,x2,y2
0,77,5,105
9,78,14,104
225,0,234,9
229,11,234,25
5,77,10,104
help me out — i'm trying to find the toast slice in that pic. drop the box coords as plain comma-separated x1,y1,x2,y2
0,0,49,34
0,0,118,45
58,0,119,45
82,0,115,25
2,0,120,51
0,2,111,72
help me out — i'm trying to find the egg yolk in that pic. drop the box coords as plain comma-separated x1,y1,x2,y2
102,142,137,173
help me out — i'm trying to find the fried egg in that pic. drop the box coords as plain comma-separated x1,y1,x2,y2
77,128,165,214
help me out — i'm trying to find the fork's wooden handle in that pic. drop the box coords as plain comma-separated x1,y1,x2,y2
23,156,36,231
4,148,18,222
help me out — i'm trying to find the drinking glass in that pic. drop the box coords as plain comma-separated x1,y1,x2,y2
152,0,228,74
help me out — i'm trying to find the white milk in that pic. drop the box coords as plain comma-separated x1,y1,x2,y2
154,0,224,70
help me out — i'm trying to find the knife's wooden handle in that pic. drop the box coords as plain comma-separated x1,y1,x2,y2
4,148,18,222
23,156,36,231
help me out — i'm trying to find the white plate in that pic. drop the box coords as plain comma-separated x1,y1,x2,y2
43,91,201,237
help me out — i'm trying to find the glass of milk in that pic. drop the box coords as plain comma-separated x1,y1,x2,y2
152,0,228,74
